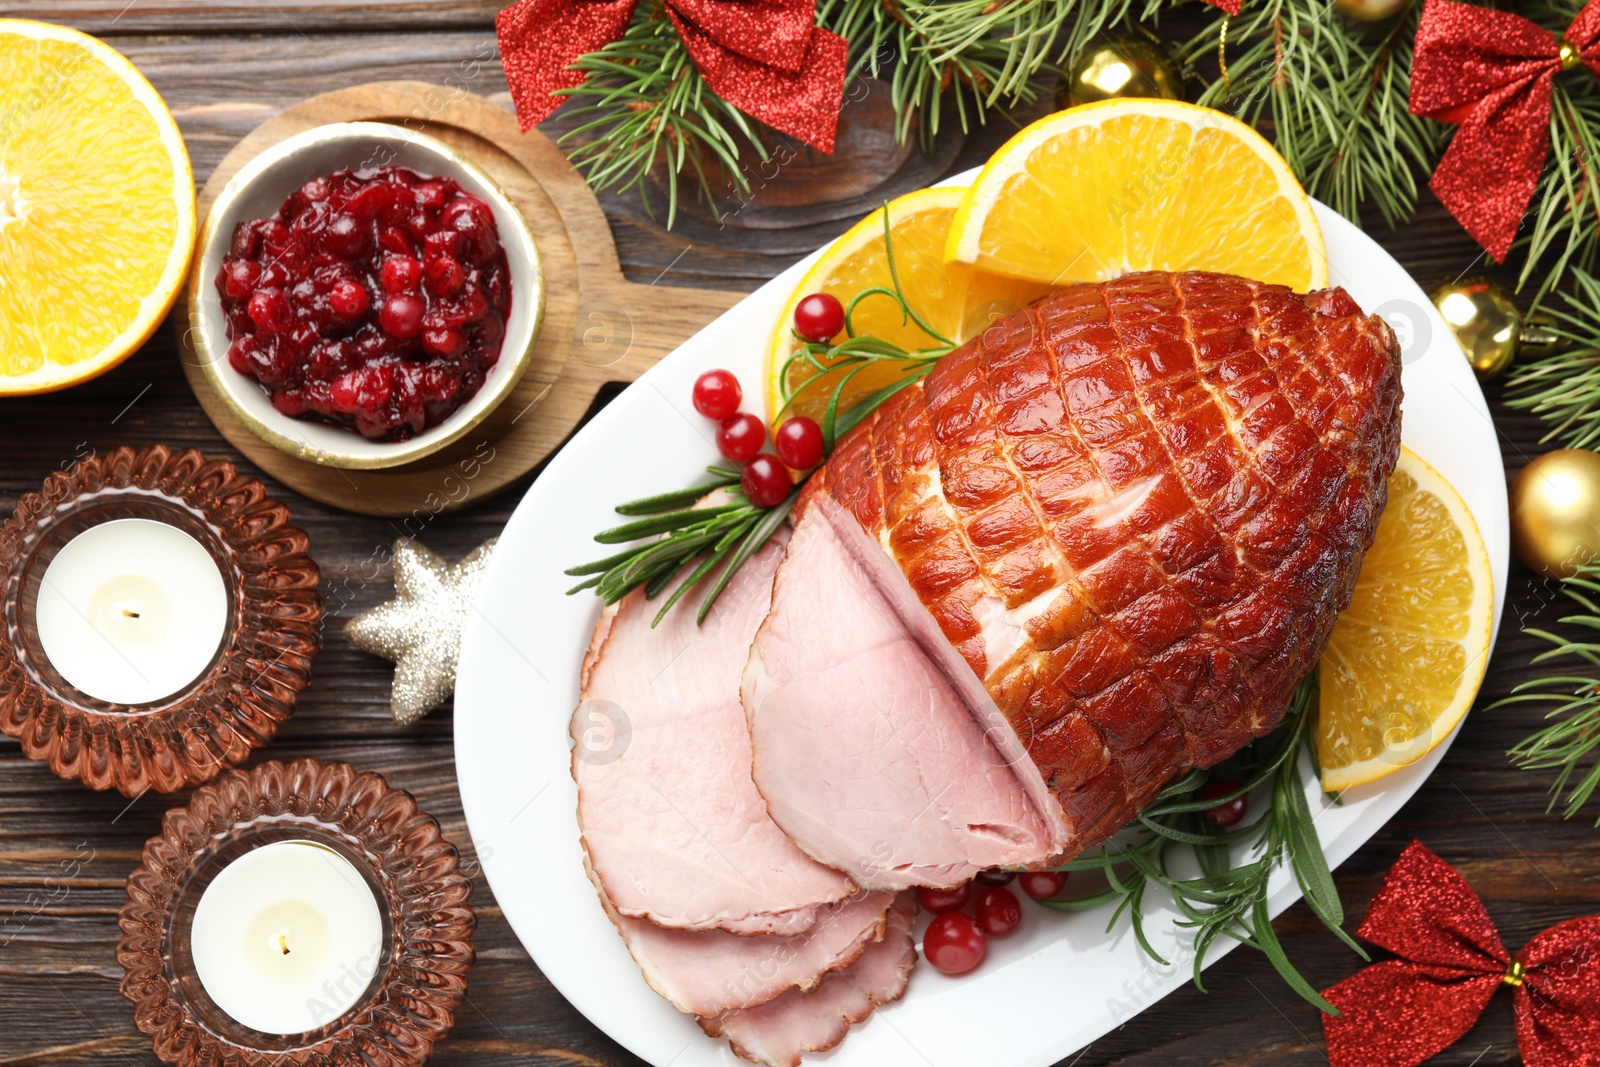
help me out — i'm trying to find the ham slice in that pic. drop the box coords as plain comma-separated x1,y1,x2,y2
576,527,857,934
586,855,892,1016
744,499,1065,890
747,272,1402,886
699,893,918,1067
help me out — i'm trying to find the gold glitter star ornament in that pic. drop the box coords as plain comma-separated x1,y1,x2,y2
345,538,498,725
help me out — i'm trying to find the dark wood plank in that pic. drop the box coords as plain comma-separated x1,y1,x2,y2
0,12,1591,1067
2,3,502,35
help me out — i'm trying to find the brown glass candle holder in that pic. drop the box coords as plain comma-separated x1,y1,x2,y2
118,758,475,1067
0,445,321,795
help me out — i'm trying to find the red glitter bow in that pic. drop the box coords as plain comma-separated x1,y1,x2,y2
1409,0,1600,261
496,0,848,153
1322,841,1600,1067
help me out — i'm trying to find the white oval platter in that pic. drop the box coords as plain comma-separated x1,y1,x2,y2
455,189,1509,1067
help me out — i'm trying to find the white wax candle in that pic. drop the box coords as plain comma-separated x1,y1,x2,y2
190,840,385,1035
34,518,230,705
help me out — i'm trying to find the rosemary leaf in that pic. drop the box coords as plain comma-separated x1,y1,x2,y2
593,504,744,544
696,491,798,624
614,476,739,516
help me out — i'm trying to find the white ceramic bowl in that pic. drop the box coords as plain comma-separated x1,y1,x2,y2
188,121,545,469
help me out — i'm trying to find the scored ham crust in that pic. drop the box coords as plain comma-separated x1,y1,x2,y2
746,271,1402,885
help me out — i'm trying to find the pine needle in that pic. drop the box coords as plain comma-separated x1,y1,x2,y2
1493,562,1600,823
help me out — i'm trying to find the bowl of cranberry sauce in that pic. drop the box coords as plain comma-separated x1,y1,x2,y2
190,122,544,469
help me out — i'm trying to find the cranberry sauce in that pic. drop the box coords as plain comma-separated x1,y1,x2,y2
216,165,512,441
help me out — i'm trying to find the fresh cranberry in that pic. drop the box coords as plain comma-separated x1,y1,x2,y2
717,413,766,463
382,256,421,294
692,369,741,420
221,259,260,300
774,416,824,470
322,213,366,258
793,292,845,343
1201,779,1249,828
247,288,291,334
915,883,972,915
924,913,987,976
422,326,465,358
1018,871,1069,900
329,279,369,320
741,455,792,508
975,868,1017,886
380,294,425,339
974,886,1022,938
424,255,466,298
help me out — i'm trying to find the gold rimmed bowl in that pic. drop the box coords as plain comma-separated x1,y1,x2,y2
188,121,546,470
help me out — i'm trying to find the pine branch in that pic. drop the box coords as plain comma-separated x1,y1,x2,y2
555,12,765,228
1503,267,1600,448
1175,0,1443,227
820,0,1050,146
1493,564,1600,824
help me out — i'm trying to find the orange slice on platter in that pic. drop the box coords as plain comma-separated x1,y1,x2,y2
765,187,1050,426
1317,447,1494,792
944,99,1327,293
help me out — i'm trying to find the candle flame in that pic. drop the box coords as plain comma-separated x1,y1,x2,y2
277,934,290,956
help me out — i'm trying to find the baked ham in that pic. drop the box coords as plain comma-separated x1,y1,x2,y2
576,526,857,935
745,271,1402,889
587,857,892,1017
575,523,897,1040
698,892,917,1067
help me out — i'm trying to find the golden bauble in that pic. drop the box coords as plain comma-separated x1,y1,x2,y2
1510,449,1600,578
1430,276,1521,380
1332,0,1410,21
1063,37,1183,108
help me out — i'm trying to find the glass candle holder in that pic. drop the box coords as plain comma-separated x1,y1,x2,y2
118,758,476,1066
0,445,322,794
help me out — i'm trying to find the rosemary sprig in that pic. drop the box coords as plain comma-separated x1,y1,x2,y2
1041,677,1363,1013
776,206,960,448
1493,562,1600,823
568,205,955,624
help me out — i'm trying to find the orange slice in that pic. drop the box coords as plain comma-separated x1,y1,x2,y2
945,99,1327,292
0,19,196,393
766,187,1049,425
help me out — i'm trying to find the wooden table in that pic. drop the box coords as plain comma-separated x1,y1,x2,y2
2,6,1594,1065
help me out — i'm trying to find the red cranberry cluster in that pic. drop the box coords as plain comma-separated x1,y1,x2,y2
691,370,824,508
918,868,1068,976
216,165,512,441
685,291,851,505
917,783,1249,977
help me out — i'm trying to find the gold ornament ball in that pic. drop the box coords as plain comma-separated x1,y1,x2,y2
1510,449,1600,578
1332,0,1410,21
1430,276,1520,380
1063,37,1183,108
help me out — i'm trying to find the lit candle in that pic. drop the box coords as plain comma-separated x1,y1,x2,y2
34,518,230,705
190,840,385,1035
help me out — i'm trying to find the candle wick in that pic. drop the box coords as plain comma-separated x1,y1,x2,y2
278,934,290,956
121,609,141,619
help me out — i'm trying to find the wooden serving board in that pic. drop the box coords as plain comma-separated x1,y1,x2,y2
178,81,742,518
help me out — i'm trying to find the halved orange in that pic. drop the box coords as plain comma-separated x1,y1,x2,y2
766,187,1049,425
945,99,1327,293
0,20,196,393
1317,448,1494,792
